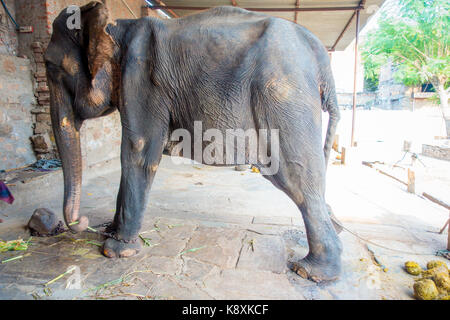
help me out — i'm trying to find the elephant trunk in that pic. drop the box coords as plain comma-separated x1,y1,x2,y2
49,78,89,232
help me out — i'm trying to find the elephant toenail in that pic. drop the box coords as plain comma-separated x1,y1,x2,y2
293,265,308,279
119,249,136,257
103,248,116,258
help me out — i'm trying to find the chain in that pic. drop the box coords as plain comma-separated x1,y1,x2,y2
62,222,138,244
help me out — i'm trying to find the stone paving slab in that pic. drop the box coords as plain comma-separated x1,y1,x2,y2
202,268,305,300
0,217,302,300
1,214,435,300
236,234,287,274
183,226,245,269
1,155,449,300
252,216,292,226
1,200,445,300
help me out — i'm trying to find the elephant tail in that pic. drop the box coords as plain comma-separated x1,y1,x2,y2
320,79,340,166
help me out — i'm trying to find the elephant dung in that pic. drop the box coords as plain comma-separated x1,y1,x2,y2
414,279,439,300
28,208,64,236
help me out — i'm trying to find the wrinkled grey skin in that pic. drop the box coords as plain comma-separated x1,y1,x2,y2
45,2,341,282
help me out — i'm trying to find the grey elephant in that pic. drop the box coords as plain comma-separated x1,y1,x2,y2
45,1,341,282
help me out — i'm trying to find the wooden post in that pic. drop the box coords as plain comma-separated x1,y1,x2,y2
407,169,415,193
444,211,450,250
440,211,450,251
341,147,346,165
332,134,339,152
403,140,411,152
422,192,450,249
294,0,300,24
440,215,449,234
350,9,360,147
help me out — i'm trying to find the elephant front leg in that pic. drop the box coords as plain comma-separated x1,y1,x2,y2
103,131,166,258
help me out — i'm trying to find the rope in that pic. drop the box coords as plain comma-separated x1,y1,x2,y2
120,0,138,18
332,217,442,256
30,159,62,171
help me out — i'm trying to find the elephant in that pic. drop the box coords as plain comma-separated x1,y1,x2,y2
45,1,342,282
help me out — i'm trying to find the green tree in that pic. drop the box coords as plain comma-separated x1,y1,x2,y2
361,0,450,136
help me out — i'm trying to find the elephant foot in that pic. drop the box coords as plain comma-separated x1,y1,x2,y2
289,254,341,283
103,237,142,258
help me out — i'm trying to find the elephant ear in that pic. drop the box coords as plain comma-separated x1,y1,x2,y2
81,1,116,79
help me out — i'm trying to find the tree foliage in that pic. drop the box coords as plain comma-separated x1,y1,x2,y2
361,0,449,90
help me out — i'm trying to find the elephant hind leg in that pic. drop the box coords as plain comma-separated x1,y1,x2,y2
264,147,342,282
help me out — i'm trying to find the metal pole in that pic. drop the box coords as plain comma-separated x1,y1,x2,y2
350,9,360,147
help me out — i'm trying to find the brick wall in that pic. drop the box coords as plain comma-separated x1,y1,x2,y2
9,0,163,169
15,0,49,60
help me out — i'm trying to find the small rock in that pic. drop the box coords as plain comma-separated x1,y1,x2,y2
28,208,63,236
235,164,249,171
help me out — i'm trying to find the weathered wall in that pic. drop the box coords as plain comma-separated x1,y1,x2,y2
0,0,158,169
336,59,416,111
337,92,377,110
42,1,149,168
0,0,18,55
0,54,37,170
15,0,151,59
15,0,49,60
376,60,410,110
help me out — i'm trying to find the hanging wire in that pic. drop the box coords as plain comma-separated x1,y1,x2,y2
0,0,20,30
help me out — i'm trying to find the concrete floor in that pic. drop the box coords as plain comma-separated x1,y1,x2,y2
0,150,448,300
3,105,450,300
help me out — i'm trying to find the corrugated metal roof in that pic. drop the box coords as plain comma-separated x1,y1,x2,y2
151,0,385,50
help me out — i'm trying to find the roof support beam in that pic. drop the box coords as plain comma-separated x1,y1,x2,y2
151,0,179,18
144,5,364,12
330,11,356,51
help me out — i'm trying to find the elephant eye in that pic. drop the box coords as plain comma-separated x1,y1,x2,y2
45,61,59,71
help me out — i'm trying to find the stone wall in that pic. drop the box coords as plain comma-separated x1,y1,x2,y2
0,0,165,170
375,60,411,110
41,1,159,167
2,0,164,170
422,143,450,161
0,54,37,170
0,0,18,55
337,92,377,110
15,0,49,60
337,59,415,111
